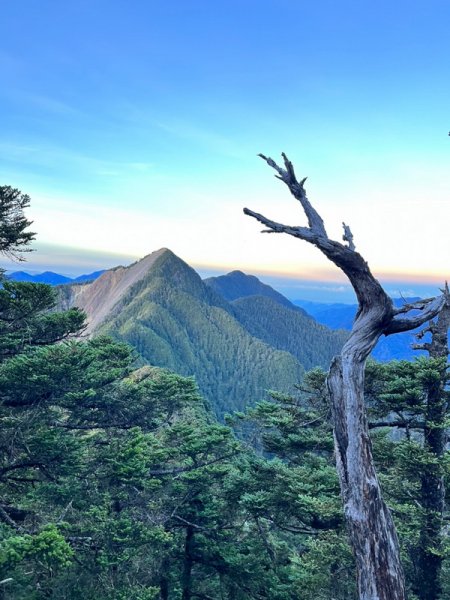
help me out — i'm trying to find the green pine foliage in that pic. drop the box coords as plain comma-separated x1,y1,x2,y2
232,372,356,599
2,289,450,598
0,277,85,359
0,335,322,599
0,186,35,261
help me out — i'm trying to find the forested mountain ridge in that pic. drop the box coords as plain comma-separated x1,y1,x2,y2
205,271,442,362
231,295,348,371
204,269,302,310
204,271,348,371
58,249,309,416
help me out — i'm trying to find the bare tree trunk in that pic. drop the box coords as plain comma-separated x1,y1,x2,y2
329,356,405,599
244,153,445,600
413,285,450,600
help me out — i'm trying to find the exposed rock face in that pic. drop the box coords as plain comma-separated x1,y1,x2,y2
59,249,169,335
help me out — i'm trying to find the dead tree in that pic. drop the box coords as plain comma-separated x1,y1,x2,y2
243,153,446,600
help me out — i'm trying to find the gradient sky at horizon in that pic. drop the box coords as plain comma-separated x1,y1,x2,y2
1,0,449,302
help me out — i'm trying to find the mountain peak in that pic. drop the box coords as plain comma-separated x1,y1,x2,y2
60,249,172,334
204,270,298,310
7,271,73,285
143,247,174,260
59,248,203,334
126,247,173,269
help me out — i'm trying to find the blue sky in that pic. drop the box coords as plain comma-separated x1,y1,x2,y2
0,0,449,302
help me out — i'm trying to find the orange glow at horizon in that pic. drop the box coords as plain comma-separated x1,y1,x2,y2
192,260,449,286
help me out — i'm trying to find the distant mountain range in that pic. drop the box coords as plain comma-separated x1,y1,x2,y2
6,270,105,285
293,298,440,361
293,300,357,330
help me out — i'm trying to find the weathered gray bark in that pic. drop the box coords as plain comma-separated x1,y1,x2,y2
412,284,450,600
244,153,446,600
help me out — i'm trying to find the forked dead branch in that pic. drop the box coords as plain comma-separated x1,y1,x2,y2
244,153,446,600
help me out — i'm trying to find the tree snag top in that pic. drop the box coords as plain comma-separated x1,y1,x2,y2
244,153,445,338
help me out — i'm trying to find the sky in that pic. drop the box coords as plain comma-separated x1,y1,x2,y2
0,0,449,302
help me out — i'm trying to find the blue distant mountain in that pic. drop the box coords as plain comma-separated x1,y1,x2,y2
5,271,36,283
6,270,105,285
293,297,442,361
293,300,356,330
293,298,422,330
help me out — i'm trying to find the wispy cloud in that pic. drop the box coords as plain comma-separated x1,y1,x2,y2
156,119,249,160
0,140,155,180
25,93,83,117
109,101,248,160
0,85,85,117
385,288,418,298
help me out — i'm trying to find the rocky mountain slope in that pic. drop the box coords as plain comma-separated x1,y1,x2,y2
58,249,311,416
58,250,169,335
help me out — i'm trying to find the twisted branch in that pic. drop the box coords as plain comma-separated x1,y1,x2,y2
244,152,445,334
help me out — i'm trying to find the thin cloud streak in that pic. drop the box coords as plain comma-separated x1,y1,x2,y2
0,141,156,180
156,120,249,160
